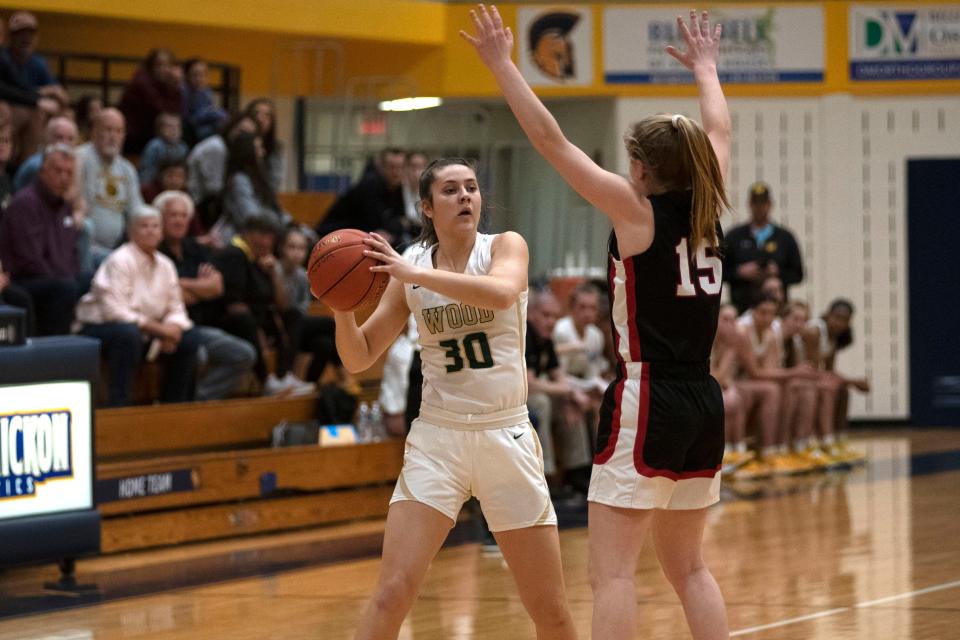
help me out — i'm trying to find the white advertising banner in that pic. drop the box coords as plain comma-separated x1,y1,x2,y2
603,6,825,84
518,6,594,86
0,381,93,519
850,5,960,80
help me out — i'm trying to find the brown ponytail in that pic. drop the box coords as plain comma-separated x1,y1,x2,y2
625,114,730,250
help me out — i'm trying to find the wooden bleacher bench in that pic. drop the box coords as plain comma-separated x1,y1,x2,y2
96,353,401,553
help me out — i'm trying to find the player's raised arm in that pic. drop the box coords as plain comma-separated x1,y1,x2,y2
666,10,731,182
461,4,644,225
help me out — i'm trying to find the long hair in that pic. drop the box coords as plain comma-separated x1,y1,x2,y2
226,132,277,210
144,48,174,78
243,98,276,156
624,114,729,250
415,157,477,247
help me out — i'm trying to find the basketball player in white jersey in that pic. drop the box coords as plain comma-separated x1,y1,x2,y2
334,158,577,640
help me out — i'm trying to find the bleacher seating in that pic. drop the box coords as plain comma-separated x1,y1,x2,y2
96,392,403,553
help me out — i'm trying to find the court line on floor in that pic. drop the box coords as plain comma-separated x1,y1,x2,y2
730,579,960,636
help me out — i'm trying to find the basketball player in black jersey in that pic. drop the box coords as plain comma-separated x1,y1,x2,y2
464,7,731,638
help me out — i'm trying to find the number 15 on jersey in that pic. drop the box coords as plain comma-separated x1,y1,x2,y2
675,238,722,297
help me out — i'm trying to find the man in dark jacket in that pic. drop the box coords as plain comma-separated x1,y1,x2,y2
722,182,804,313
316,148,406,246
0,144,80,335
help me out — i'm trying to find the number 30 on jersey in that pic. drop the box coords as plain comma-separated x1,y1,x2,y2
675,238,722,297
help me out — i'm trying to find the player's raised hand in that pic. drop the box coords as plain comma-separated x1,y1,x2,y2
460,4,514,70
363,233,420,283
665,10,722,71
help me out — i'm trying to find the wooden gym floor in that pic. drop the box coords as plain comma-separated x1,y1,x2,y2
2,427,959,639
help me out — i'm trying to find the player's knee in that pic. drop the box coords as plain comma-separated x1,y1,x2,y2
588,558,631,592
371,573,418,615
526,590,569,628
660,558,707,595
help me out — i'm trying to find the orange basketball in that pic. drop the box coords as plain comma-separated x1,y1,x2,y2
308,229,390,312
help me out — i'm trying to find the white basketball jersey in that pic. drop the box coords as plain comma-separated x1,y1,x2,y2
405,234,528,415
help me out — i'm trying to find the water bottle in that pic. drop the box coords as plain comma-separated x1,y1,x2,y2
356,402,371,443
369,401,384,442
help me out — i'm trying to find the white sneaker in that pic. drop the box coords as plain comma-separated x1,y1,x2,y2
264,373,290,396
281,373,316,396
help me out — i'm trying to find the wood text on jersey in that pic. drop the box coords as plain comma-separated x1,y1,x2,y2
421,304,495,335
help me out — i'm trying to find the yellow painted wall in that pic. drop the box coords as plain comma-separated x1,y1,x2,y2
0,0,445,45
5,1,958,98
28,11,445,97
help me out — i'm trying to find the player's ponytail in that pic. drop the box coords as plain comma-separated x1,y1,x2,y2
625,114,729,250
673,115,729,250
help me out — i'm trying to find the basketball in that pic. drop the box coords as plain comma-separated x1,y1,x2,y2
307,229,390,312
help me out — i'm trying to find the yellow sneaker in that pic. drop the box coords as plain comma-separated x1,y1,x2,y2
768,452,816,476
831,441,867,466
804,446,844,470
722,450,755,476
733,458,772,480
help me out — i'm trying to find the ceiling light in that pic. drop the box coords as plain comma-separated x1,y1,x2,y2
378,97,443,112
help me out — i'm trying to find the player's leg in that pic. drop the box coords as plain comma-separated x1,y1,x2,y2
494,525,578,640
651,508,729,640
354,501,453,640
588,502,654,640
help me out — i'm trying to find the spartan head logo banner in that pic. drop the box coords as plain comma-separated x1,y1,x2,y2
519,7,593,87
529,12,579,80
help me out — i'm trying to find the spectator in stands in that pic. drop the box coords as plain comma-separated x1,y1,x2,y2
156,190,256,401
73,94,102,142
0,144,81,336
276,225,351,386
723,182,804,313
181,57,225,144
186,113,257,231
0,121,32,324
139,112,188,184
710,304,750,473
118,48,182,155
0,117,12,209
400,150,428,246
376,244,425,436
316,147,406,245
553,283,611,391
141,156,187,203
805,299,870,464
779,301,820,463
1,12,62,93
217,131,290,244
76,204,199,407
526,288,592,491
0,261,34,330
13,116,77,192
212,217,312,396
0,19,61,164
76,108,144,262
732,294,817,479
550,282,608,493
244,98,282,190
738,274,786,335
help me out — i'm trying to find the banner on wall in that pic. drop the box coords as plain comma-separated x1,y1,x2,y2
603,6,824,84
518,6,593,86
0,381,92,519
850,5,960,80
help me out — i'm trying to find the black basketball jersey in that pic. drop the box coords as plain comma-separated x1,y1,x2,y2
607,190,722,369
